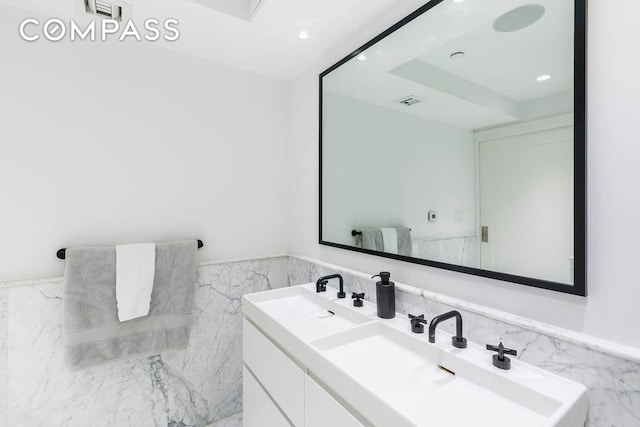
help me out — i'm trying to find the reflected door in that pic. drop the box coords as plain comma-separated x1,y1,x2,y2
479,125,574,283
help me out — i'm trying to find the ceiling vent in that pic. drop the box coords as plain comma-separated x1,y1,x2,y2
80,0,130,21
395,96,423,107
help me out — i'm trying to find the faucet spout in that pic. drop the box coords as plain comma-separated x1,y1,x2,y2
428,310,467,349
315,274,346,298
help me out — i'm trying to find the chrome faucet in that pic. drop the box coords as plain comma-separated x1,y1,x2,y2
428,310,467,349
315,274,346,298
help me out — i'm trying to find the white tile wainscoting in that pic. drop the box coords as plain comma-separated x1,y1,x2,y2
0,257,288,427
0,255,638,427
287,256,640,427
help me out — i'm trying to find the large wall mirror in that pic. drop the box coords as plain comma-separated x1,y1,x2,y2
320,0,586,295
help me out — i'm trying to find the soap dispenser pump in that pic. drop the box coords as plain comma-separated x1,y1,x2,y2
372,272,395,319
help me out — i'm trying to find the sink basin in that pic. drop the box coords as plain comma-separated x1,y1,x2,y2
243,284,371,342
311,322,584,427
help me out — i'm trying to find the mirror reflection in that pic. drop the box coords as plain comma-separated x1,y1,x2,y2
321,0,576,285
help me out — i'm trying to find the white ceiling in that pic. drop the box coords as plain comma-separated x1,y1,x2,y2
417,0,573,102
0,0,405,80
324,0,575,130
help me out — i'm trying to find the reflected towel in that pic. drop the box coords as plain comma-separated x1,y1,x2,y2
116,243,156,322
63,240,198,370
380,228,398,254
355,229,383,251
396,226,412,257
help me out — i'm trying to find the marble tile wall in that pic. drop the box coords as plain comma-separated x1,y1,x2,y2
0,256,288,427
412,235,479,268
206,412,242,427
288,256,640,427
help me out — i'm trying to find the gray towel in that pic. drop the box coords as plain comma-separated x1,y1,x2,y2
355,229,383,251
63,240,198,370
355,227,412,257
396,227,413,257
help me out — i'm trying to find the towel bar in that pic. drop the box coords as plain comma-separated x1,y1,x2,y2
352,229,411,236
56,240,204,260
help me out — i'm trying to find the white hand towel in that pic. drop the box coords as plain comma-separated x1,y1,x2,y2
116,243,156,322
380,228,398,255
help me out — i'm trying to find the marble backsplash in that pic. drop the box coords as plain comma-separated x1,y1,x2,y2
0,256,288,427
288,256,640,427
412,235,479,268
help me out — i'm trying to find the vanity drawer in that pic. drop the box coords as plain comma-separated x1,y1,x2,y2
305,376,364,427
243,366,291,427
243,318,305,426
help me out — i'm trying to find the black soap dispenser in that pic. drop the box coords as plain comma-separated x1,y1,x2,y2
373,272,395,319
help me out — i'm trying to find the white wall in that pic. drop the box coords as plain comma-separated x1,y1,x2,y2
479,124,574,283
287,0,640,349
0,6,289,282
322,93,476,246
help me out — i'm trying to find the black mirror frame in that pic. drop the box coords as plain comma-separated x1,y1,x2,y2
319,0,587,296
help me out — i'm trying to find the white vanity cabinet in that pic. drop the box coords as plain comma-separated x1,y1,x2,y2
243,319,364,427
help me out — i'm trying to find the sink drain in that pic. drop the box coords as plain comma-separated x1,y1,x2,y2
316,310,336,319
438,365,456,376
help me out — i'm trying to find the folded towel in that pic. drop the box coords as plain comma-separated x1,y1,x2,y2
63,240,198,370
355,229,384,251
380,228,399,254
116,243,156,322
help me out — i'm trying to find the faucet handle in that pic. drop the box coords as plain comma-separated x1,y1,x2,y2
351,292,365,307
408,314,427,333
316,280,327,293
486,342,517,357
486,342,517,370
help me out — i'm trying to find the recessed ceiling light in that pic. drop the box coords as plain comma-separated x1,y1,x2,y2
299,31,309,40
453,0,464,3
357,53,367,61
450,51,465,60
536,74,552,82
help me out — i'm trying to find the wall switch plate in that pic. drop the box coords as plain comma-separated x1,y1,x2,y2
428,211,437,222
